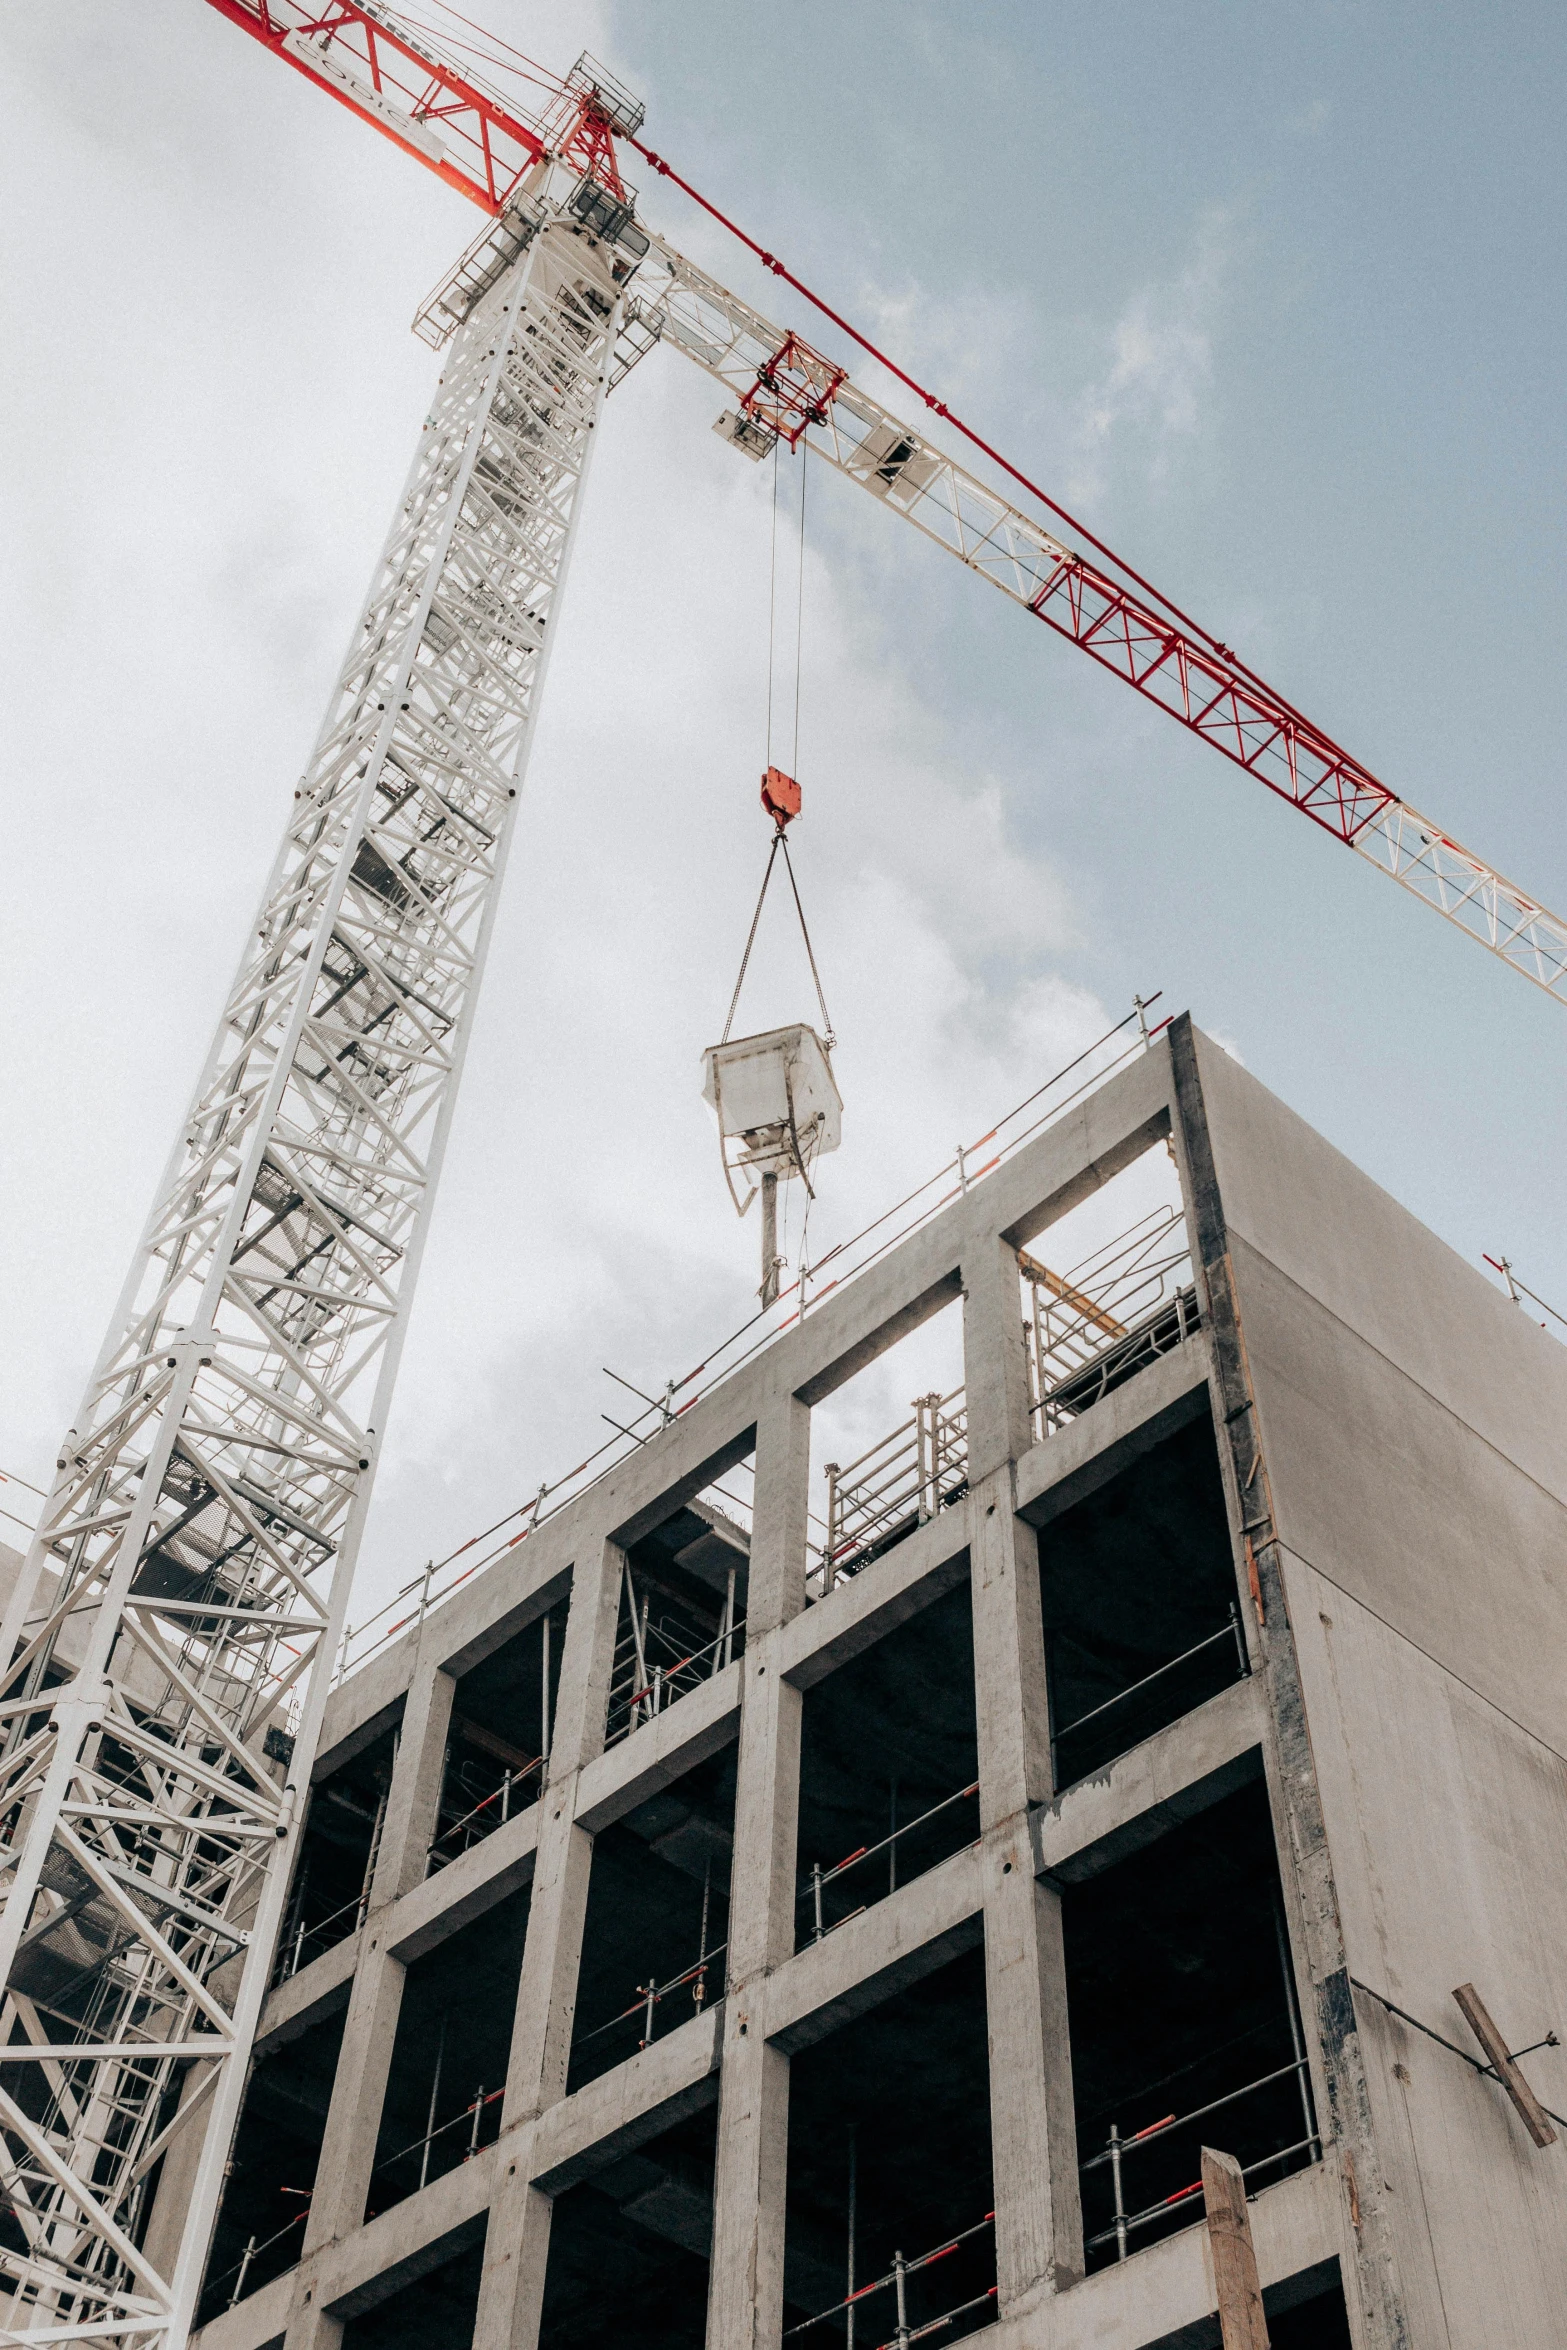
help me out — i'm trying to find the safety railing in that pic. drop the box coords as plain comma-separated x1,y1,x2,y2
363,2079,504,2218
814,1388,967,1596
1081,2054,1319,2264
427,1750,546,1872
604,1560,744,1748
785,2209,996,2344
572,1937,728,2076
1049,1604,1249,1791
332,1000,1170,1686
201,2201,312,2320
1027,1206,1197,1436
799,1778,980,1946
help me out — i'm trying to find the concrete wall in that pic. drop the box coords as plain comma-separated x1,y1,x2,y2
1196,1032,1567,2347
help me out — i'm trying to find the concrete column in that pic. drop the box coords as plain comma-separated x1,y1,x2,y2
701,1389,808,2349
964,1239,1081,2320
705,1636,801,2350
747,1381,811,1633
373,1655,456,1903
469,1536,623,2350
300,1941,405,2253
280,1929,405,2347
962,1230,1032,1482
472,2172,553,2350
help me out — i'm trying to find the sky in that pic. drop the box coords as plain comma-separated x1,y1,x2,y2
2,3,1563,1622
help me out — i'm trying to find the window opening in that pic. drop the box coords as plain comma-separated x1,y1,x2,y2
197,2004,347,2323
569,1745,737,2093
1063,1782,1318,2274
1038,1414,1246,1791
429,1601,567,1872
795,1580,978,1950
808,1295,965,1597
364,1887,530,2219
340,2235,484,2347
538,2103,717,2348
784,1946,994,2343
1018,1146,1195,1442
275,1722,400,1982
606,1504,748,1749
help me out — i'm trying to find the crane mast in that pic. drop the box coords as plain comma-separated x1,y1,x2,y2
0,169,635,2345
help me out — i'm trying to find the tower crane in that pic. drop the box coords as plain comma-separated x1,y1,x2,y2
0,8,1560,2346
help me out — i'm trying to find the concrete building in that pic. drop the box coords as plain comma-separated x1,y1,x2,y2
148,1017,1566,2349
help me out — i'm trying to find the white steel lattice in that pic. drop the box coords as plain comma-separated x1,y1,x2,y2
0,195,627,2346
624,236,1567,1006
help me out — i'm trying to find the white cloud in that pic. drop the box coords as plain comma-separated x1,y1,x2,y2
0,14,1112,1622
1068,207,1234,507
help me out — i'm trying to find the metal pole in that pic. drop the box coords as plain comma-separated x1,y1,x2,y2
845,2126,858,2350
467,2086,484,2160
812,1861,824,1942
228,2238,256,2311
761,1170,780,1309
1273,1892,1316,2148
1109,2124,1127,2261
1229,1596,1250,1678
893,2248,909,2348
419,2013,447,2192
641,1982,657,2049
720,1564,736,1672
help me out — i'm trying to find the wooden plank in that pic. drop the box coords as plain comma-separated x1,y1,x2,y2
1453,1982,1558,2149
1201,2145,1270,2350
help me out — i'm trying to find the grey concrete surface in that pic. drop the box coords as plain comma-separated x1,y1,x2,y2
175,1026,1567,2350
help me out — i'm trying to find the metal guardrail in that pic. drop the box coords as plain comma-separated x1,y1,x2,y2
1027,1205,1196,1433
604,1556,743,1747
1083,2055,1319,2260
815,1389,968,1592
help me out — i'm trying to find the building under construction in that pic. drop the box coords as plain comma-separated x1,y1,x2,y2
43,1017,1550,2350
5,13,1567,2350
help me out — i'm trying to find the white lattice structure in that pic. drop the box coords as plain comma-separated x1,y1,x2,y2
0,188,630,2346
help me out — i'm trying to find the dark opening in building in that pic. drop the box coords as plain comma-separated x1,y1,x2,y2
606,1504,748,1749
364,1886,530,2220
276,1720,400,1982
430,1599,567,1874
569,1744,737,2093
197,2003,347,2322
1035,1412,1245,1790
1061,1777,1317,2274
795,1578,978,1949
783,1942,994,2342
1135,2258,1353,2348
340,2232,484,2348
539,2102,717,2347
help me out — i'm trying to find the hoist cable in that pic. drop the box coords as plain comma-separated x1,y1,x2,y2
719,834,783,1046
778,835,836,1047
764,436,780,766
792,445,807,773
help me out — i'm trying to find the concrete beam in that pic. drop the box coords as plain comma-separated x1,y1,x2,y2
529,2004,723,2194
777,1499,971,1691
764,1841,984,2055
1032,1674,1266,1887
1015,1338,1211,1531
573,1661,742,1837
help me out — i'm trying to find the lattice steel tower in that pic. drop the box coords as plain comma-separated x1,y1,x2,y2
0,135,642,2345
